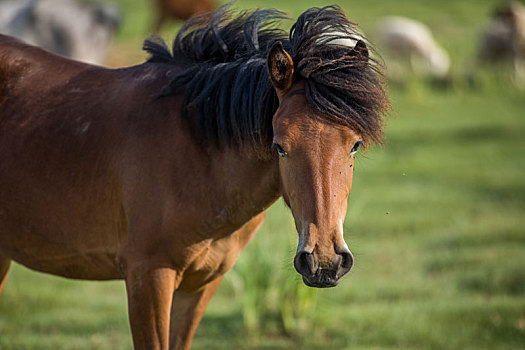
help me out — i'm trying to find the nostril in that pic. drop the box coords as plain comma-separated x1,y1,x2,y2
339,251,354,271
294,251,315,276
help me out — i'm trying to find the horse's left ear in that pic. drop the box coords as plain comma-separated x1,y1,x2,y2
267,41,294,96
351,40,369,61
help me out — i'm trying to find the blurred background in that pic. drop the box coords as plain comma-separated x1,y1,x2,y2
0,0,524,349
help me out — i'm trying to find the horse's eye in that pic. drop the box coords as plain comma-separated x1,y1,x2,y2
272,142,288,157
351,140,363,154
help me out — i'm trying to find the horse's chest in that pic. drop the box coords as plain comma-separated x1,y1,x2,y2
179,236,241,290
179,218,259,291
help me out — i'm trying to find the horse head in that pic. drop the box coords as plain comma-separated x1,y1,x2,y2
266,37,382,288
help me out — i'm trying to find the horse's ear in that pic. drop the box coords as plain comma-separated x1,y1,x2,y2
267,41,294,95
351,40,369,61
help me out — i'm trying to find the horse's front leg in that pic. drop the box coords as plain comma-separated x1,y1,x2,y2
125,264,177,350
169,276,223,350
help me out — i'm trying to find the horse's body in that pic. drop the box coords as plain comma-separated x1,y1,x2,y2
0,6,389,349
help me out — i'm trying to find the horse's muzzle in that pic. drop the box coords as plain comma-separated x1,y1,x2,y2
294,249,353,288
301,269,340,288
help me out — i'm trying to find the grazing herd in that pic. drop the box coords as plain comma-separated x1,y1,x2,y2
0,0,523,84
376,1,525,85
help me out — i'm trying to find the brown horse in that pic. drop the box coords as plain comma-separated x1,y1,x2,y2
153,0,216,32
0,5,389,349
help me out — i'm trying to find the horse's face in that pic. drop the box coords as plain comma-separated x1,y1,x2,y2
272,96,359,287
267,42,360,287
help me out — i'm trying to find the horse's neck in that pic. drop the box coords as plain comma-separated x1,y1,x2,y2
125,64,281,235
200,149,280,235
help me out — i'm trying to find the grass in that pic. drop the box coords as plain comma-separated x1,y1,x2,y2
1,0,525,349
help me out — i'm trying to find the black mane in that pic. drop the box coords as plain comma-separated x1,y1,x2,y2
143,4,389,152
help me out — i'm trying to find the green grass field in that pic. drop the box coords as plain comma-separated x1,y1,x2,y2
1,0,524,349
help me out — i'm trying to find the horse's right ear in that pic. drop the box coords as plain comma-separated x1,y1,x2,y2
267,41,294,96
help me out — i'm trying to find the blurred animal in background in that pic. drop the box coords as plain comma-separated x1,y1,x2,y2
376,16,450,81
476,1,525,85
153,0,216,32
0,0,120,65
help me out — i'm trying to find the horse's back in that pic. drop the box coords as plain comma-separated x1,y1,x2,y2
0,34,120,160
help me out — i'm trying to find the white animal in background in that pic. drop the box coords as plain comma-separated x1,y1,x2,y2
0,0,120,65
376,16,450,80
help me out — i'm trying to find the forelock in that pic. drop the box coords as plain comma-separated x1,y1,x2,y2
288,5,390,146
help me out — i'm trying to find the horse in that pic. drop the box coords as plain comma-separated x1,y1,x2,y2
152,0,216,32
0,5,389,349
